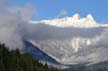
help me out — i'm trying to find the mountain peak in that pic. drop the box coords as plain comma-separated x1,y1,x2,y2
29,14,99,28
72,13,80,20
86,14,94,21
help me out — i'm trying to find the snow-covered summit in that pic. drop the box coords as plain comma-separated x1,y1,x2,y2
72,13,81,20
30,14,99,28
27,14,108,65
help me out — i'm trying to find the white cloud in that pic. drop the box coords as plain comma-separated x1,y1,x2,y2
57,9,67,18
8,4,36,21
28,16,108,65
0,3,36,50
1,0,108,65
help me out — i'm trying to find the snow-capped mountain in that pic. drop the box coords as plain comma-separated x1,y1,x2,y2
26,14,108,65
29,14,108,28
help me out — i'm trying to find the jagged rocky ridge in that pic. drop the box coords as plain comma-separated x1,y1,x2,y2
26,14,108,66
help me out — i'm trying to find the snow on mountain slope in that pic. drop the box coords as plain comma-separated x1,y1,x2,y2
27,14,108,65
30,14,100,28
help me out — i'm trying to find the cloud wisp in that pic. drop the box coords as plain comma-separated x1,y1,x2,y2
0,2,36,50
56,9,68,18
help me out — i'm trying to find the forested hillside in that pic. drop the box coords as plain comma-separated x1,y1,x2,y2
0,42,59,71
1,42,108,71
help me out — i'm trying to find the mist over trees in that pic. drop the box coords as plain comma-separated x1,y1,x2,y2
0,42,58,71
1,42,108,71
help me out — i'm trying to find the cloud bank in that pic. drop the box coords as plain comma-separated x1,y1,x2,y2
0,2,35,50
28,15,108,65
0,0,108,65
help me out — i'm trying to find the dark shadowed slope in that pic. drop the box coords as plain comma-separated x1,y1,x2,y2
23,40,61,65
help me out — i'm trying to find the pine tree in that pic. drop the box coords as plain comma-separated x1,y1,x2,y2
0,42,59,71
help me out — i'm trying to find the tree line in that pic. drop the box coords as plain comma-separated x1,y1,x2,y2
0,42,59,71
